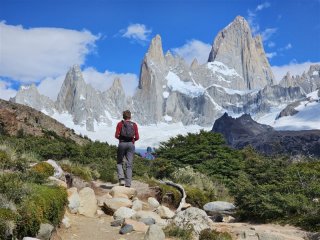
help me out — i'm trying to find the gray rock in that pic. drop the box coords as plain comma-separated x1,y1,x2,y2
140,217,156,225
203,201,236,214
144,224,165,240
111,219,124,227
113,207,136,220
78,187,97,217
148,197,160,208
172,207,213,237
119,224,134,234
36,223,54,240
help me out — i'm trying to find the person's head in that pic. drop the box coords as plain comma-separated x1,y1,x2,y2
123,110,131,120
147,146,152,153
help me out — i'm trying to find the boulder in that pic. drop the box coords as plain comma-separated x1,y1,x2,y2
96,193,112,207
78,187,97,217
104,198,132,214
181,203,192,210
124,218,148,232
140,218,156,225
23,238,40,240
36,223,54,240
46,159,64,179
110,186,137,199
203,201,236,215
111,219,124,227
133,210,162,223
96,209,105,217
144,224,165,240
132,199,143,211
157,206,175,219
173,207,213,236
113,207,136,220
148,197,160,208
48,176,67,188
67,187,80,213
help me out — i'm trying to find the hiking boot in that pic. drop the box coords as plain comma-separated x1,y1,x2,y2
119,179,125,186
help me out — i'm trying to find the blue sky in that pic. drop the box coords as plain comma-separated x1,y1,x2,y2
0,0,320,100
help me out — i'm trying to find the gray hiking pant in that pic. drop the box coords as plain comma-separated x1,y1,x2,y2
117,142,135,187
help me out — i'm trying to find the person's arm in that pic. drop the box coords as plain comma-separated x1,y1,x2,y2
134,123,139,141
115,122,122,139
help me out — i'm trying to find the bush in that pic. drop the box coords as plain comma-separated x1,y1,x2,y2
60,162,94,181
0,145,17,170
16,184,67,238
164,224,193,240
0,208,17,239
199,229,232,240
31,162,55,183
184,185,216,208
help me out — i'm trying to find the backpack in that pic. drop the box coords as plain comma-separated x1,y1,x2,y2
120,120,135,141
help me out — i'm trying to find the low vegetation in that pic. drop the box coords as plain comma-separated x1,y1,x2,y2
0,127,319,239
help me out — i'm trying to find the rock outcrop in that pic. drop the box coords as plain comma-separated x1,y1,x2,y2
212,113,320,157
208,16,274,90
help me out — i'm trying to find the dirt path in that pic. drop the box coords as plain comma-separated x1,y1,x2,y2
51,214,145,240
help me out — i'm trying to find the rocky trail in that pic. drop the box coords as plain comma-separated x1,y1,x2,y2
47,178,314,240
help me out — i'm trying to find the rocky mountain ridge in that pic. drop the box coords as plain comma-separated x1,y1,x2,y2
0,99,88,145
10,16,319,132
212,113,320,157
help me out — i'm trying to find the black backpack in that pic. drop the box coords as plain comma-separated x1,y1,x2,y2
120,120,135,142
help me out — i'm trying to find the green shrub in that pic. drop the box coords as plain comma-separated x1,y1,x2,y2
164,224,193,240
31,162,55,179
199,229,232,240
16,184,67,238
60,162,93,181
0,208,17,239
185,185,216,208
0,145,17,170
0,173,31,204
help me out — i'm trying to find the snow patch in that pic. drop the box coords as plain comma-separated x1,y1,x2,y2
164,115,172,122
163,91,169,98
312,71,318,76
207,61,242,78
209,84,258,96
80,94,86,100
166,71,205,98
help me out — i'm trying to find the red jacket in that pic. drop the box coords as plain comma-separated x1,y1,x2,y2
115,120,139,143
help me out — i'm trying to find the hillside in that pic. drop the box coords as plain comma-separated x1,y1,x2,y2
0,99,89,145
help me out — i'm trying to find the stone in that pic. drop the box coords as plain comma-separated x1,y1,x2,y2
124,218,148,232
23,238,40,240
148,197,160,208
61,216,71,229
144,224,165,240
203,201,236,215
67,187,80,214
48,176,67,188
140,217,156,225
46,159,64,179
96,193,112,207
157,206,175,219
113,207,136,220
104,198,133,215
133,210,164,224
119,224,134,234
110,186,137,199
223,215,235,223
111,219,124,227
36,223,54,240
78,187,97,217
132,199,143,211
173,207,213,237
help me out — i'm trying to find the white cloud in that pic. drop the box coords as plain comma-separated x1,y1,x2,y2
37,75,65,101
82,67,139,96
120,23,152,43
0,21,99,82
266,52,277,59
0,80,17,100
261,28,278,41
171,39,211,64
268,41,276,48
271,61,320,82
256,2,271,11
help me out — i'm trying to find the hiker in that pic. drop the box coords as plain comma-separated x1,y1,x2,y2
115,110,139,187
143,146,155,160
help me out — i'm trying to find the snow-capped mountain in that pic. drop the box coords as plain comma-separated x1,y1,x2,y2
10,15,320,147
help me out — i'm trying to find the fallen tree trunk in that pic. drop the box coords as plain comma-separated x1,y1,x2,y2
159,180,186,213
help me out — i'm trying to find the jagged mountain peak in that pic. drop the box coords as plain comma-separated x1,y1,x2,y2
208,15,274,90
146,34,165,65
